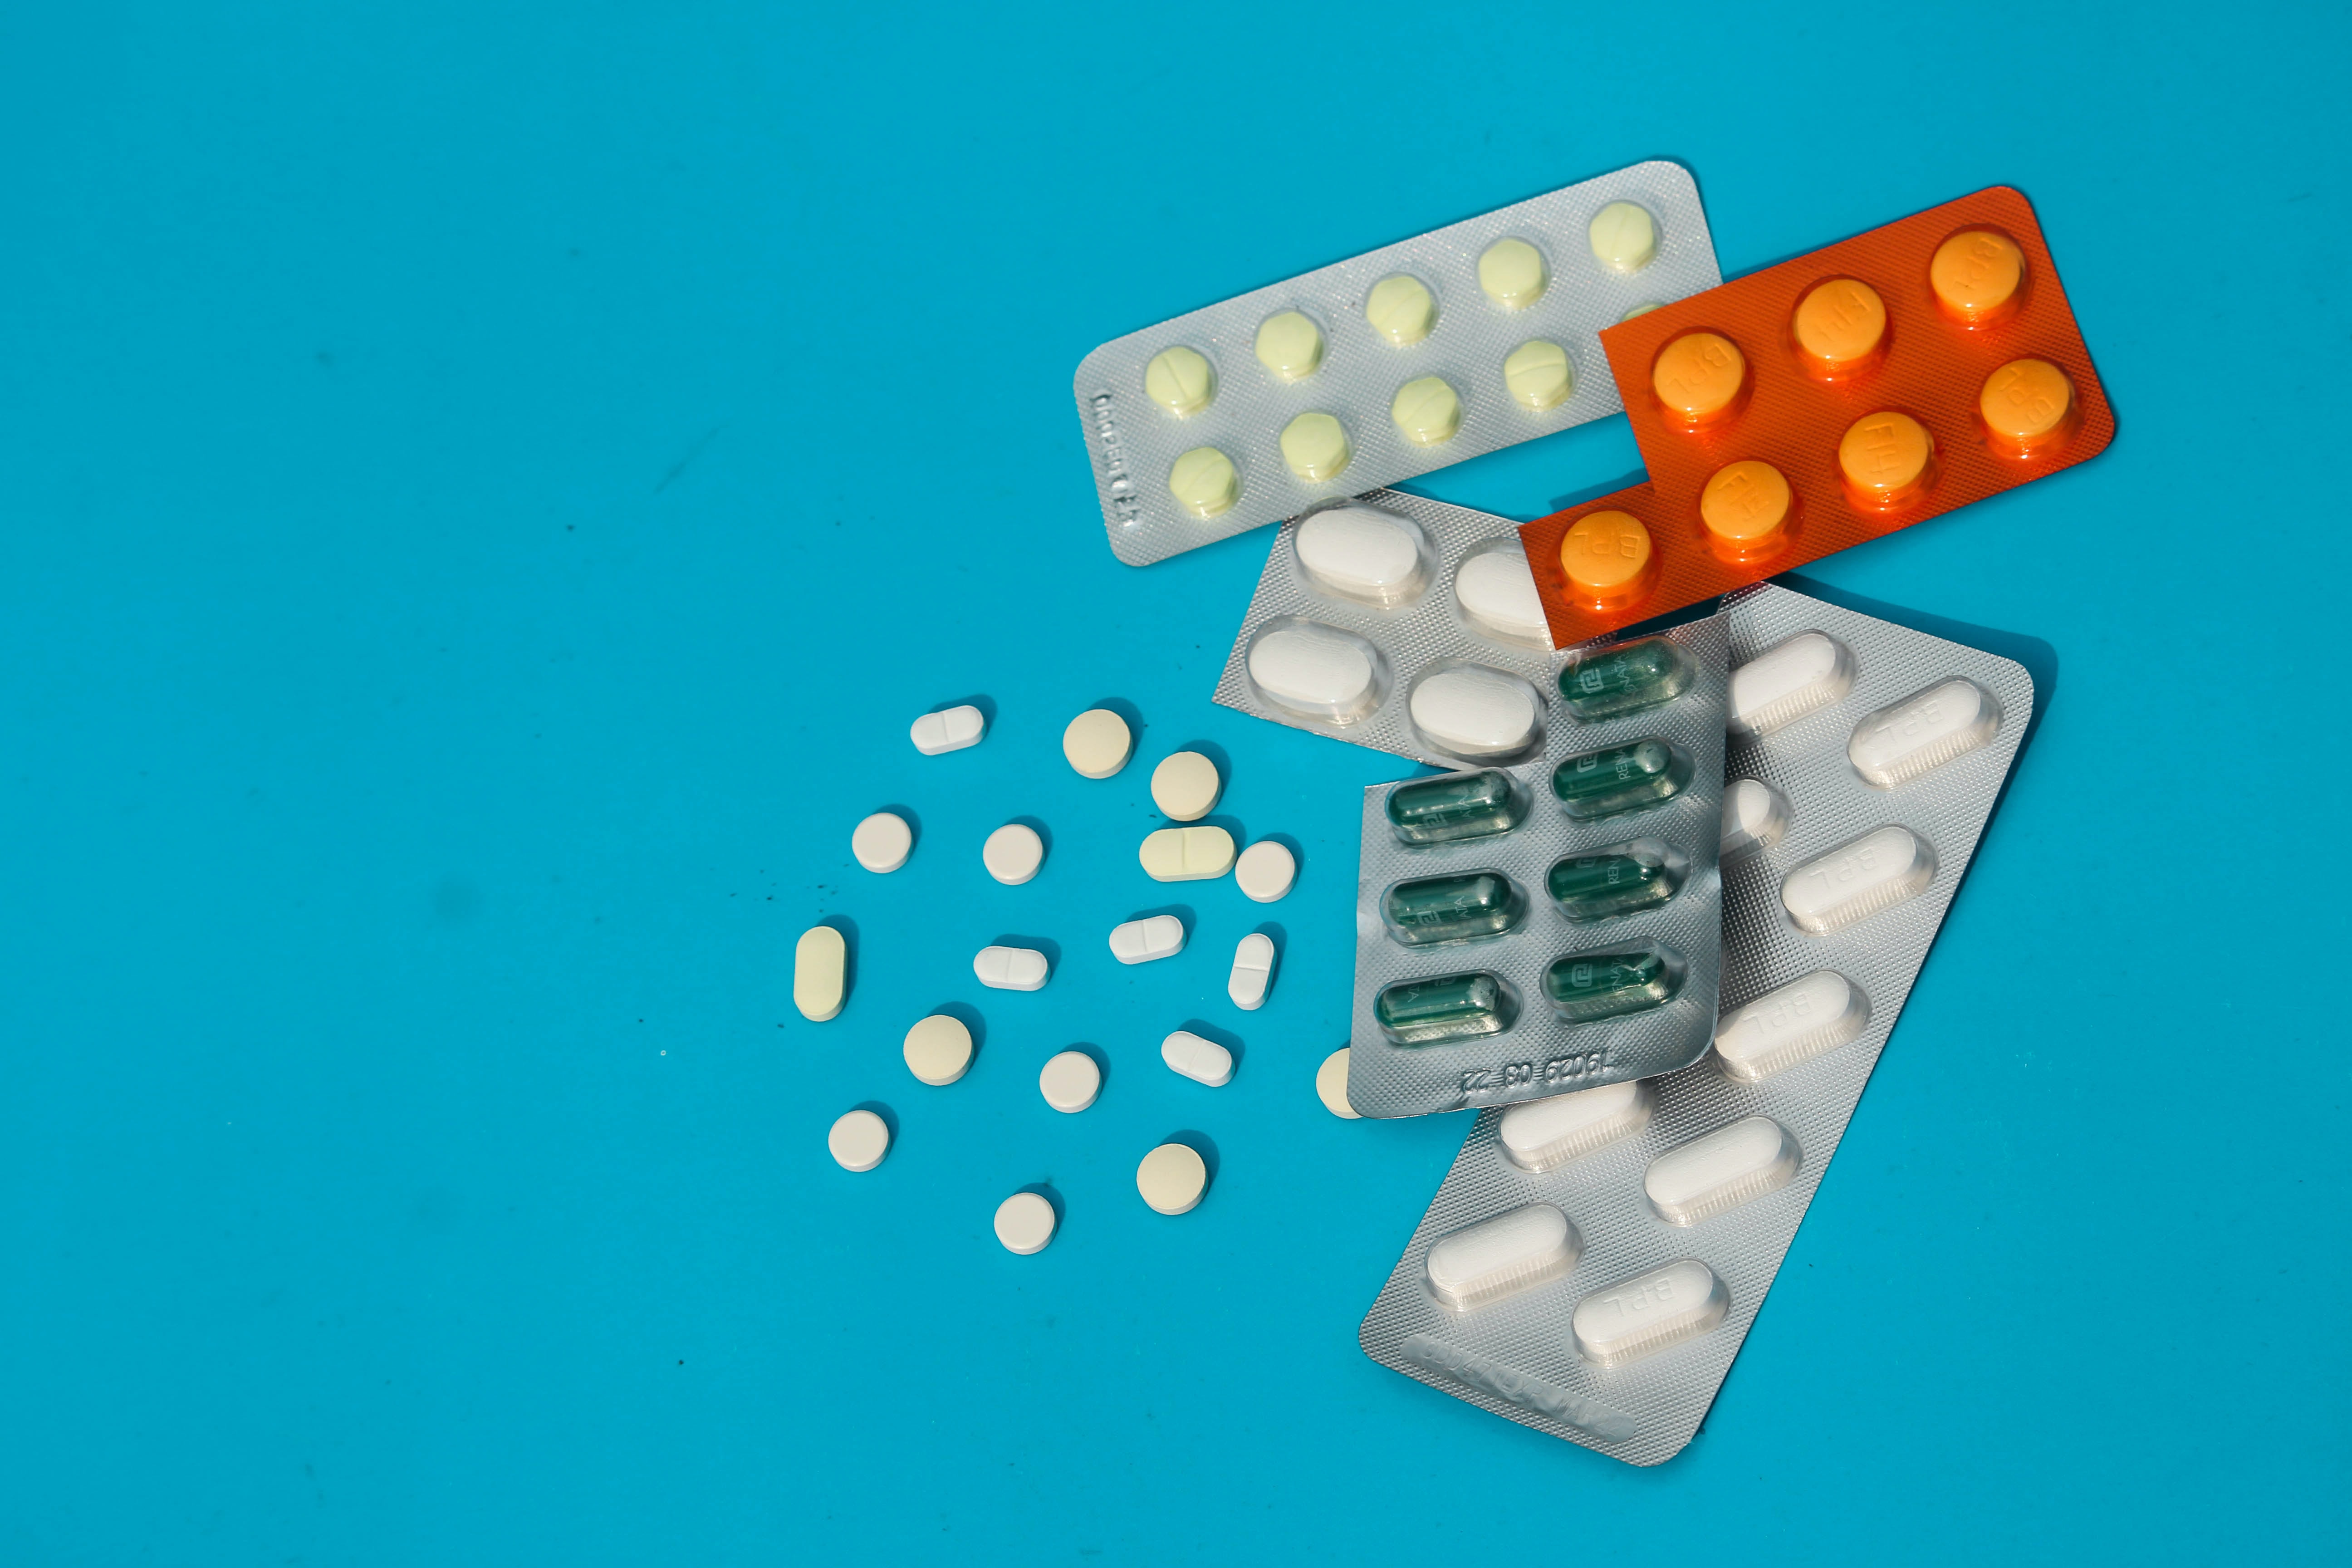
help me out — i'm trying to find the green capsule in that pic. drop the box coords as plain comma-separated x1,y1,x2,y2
1546,839,1683,921
1542,946,1682,1023
1557,637,1693,720
1385,769,1526,845
1550,739,1694,819
1375,971,1519,1046
1382,872,1527,946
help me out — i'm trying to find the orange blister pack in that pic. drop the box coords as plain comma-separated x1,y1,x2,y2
1519,187,2112,645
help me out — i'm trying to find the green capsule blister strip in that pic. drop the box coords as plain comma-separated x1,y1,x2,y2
1542,946,1682,1023
1557,637,1693,721
1547,840,1682,921
1550,738,1695,818
1375,971,1519,1046
1384,769,1526,845
1382,872,1527,946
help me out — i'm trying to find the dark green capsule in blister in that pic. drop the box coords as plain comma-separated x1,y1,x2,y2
1384,769,1525,845
1557,637,1693,721
1546,840,1682,921
1549,739,1694,819
1374,971,1518,1046
1381,872,1527,946
1542,946,1681,1024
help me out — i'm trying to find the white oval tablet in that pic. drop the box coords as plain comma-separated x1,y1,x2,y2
1108,914,1186,965
1424,1205,1578,1312
982,823,1044,885
1498,1079,1653,1173
1315,1047,1358,1117
827,1108,889,1172
1848,678,2002,788
1161,1029,1233,1087
1573,1260,1728,1367
1151,751,1222,820
1720,778,1790,860
1062,707,1133,779
1293,505,1429,608
1453,548,1549,645
994,1191,1057,1254
1246,622,1383,723
1409,667,1540,760
1234,840,1295,902
794,926,846,1021
851,811,912,873
1139,825,1235,882
1731,632,1854,736
1039,1050,1101,1113
1644,1116,1802,1226
910,704,985,755
902,1014,974,1086
1781,826,1936,934
1228,932,1276,1010
1137,1142,1209,1215
1715,971,1870,1082
973,945,1049,991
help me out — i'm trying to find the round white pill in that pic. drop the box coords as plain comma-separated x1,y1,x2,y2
827,1108,889,1172
1039,1050,1101,1113
1409,667,1540,759
902,1014,974,1086
1246,622,1383,723
1453,547,1549,644
850,811,912,873
982,823,1044,885
994,1191,1057,1254
1136,1143,1208,1215
1234,840,1295,902
1588,201,1658,274
1151,751,1221,821
1062,708,1133,779
1161,1029,1234,1088
1293,505,1428,607
1315,1048,1359,1118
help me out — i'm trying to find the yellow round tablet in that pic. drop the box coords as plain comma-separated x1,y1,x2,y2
1167,447,1238,519
1930,229,2026,325
1254,310,1324,382
1365,274,1437,347
1280,411,1351,481
1838,411,1936,506
1978,358,2076,455
1588,201,1658,274
1143,345,1215,416
1651,332,1747,426
1559,510,1653,602
1316,1048,1360,1118
1502,340,1573,412
1150,750,1221,821
1062,707,1132,779
903,1014,974,1087
1478,238,1547,310
1792,278,1887,374
1136,1142,1208,1215
1700,460,1792,549
1391,376,1461,447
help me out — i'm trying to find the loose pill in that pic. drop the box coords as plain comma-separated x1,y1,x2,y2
1588,201,1658,274
1848,678,2002,787
1572,1260,1728,1367
1453,546,1549,645
1280,412,1352,482
1930,228,2026,325
1229,932,1277,1010
1391,376,1462,447
794,926,846,1021
1979,358,2077,456
973,945,1050,991
828,1108,890,1172
1715,970,1870,1082
1700,460,1793,554
1365,274,1437,346
910,704,985,755
1558,510,1654,606
1063,708,1133,779
1499,1079,1653,1172
1137,1142,1209,1215
1502,339,1573,412
982,823,1044,885
1645,1116,1802,1226
1138,825,1235,882
1547,839,1682,922
903,1013,975,1086
1386,769,1524,846
1792,277,1888,376
1781,826,1935,933
1143,345,1215,416
1383,871,1527,947
1151,750,1222,820
1556,636,1690,721
1731,630,1854,736
1838,411,1936,508
1039,1050,1101,1113
851,811,913,873
1720,778,1790,861
1424,1205,1578,1312
1168,446,1239,519
1375,970,1517,1046
1543,946,1681,1024
1293,505,1428,607
1162,1029,1234,1088
1109,914,1186,965
1651,332,1746,426
995,1191,1057,1254
1246,622,1383,722
1255,309,1325,382
1316,1047,1358,1117
1550,738,1694,819
1478,238,1548,310
1409,666,1540,760
1235,840,1295,903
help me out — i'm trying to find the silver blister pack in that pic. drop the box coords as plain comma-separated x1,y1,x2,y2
1075,162,1719,565
1343,614,1728,1121
1357,583,2034,1464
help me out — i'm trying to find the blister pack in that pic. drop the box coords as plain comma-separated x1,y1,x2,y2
1342,613,1728,1121
1075,162,1720,566
1358,583,2034,1464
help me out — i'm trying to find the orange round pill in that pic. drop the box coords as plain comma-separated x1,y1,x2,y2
1700,461,1793,553
1930,230,2026,326
1978,358,2077,456
1559,510,1655,607
1649,332,1748,427
1792,278,1887,377
1837,412,1936,508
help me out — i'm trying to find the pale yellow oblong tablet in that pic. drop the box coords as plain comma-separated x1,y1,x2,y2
794,925,846,1021
1168,447,1239,519
1151,751,1222,819
1280,412,1351,482
1503,340,1573,412
1137,1142,1208,1215
1479,238,1547,310
1391,376,1461,447
1062,708,1132,779
1139,826,1235,882
1588,201,1658,274
1366,274,1437,346
1143,345,1215,416
1255,310,1324,382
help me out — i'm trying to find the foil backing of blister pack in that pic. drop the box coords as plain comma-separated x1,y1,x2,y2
1076,162,1720,565
1343,614,1728,1121
1358,583,2034,1465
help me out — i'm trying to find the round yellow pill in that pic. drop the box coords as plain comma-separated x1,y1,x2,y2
1168,447,1239,519
1837,412,1936,507
1559,510,1654,604
1651,332,1748,426
1280,411,1352,481
1700,461,1793,551
1503,340,1573,412
1366,274,1437,347
1255,310,1324,382
1391,376,1461,447
1588,201,1658,274
1793,278,1888,376
1478,238,1547,310
1930,229,2026,325
1143,345,1215,417
1979,358,2077,456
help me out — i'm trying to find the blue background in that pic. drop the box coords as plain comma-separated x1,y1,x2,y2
2,3,2345,1562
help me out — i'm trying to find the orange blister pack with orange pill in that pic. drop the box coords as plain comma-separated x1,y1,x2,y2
1517,187,2112,645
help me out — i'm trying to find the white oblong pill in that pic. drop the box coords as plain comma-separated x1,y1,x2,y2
1138,825,1235,882
982,823,1044,885
1453,547,1549,645
1315,1047,1358,1117
902,1013,974,1086
1245,622,1384,724
1063,707,1133,779
910,704,985,755
1720,778,1790,860
1572,1260,1728,1368
794,926,846,1021
1498,1079,1653,1173
827,1108,890,1172
1136,1142,1208,1215
1161,1029,1233,1088
1408,667,1541,760
1108,914,1186,965
1781,825,1936,934
851,811,913,873
1292,505,1429,608
974,944,1049,991
1039,1050,1101,1113
1423,1204,1578,1312
1848,678,2003,788
1234,840,1295,902
994,1191,1057,1254
1644,1116,1802,1226
1228,932,1276,1010
1715,970,1870,1082
1151,751,1222,820
1730,632,1854,736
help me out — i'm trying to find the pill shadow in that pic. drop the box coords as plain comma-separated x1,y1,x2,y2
929,693,998,727
1602,596,1734,640
929,1001,985,1065
1014,1180,1066,1228
1005,814,1052,860
819,915,858,1005
877,803,922,844
991,934,1060,975
851,1100,899,1141
1178,1019,1243,1074
1162,1130,1220,1189
1544,466,1653,516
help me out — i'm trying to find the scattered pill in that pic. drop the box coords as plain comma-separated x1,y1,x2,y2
827,1109,890,1172
1168,446,1240,519
1700,460,1793,554
1499,1079,1653,1172
1374,970,1516,1047
994,1191,1057,1254
902,1013,975,1086
1651,332,1746,426
1161,1029,1233,1088
1929,228,2025,325
851,811,913,873
1246,622,1383,723
1588,201,1657,274
1279,412,1352,482
1143,345,1216,417
1386,769,1523,845
1108,914,1186,965
1039,1050,1101,1113
1062,708,1133,779
1383,871,1527,947
1228,932,1276,1010
1572,1260,1728,1367
1138,825,1235,882
1136,1142,1209,1215
1792,278,1887,376
1848,679,2002,787
1314,1047,1358,1117
1293,505,1428,607
1550,738,1694,818
1720,778,1790,860
1150,751,1222,820
1558,510,1654,605
1781,826,1935,934
982,823,1044,885
910,705,985,755
1556,636,1691,721
1254,309,1324,382
1645,1116,1802,1226
1391,376,1462,447
1979,358,2077,456
1544,946,1681,1023
1715,970,1870,1082
1548,839,1682,921
1365,274,1436,346
1234,840,1295,903
1838,410,1936,508
1731,630,1854,736
973,945,1050,991
1453,546,1549,643
1478,238,1547,310
1425,1204,1578,1312
794,926,846,1021
1409,666,1541,760
1502,339,1573,411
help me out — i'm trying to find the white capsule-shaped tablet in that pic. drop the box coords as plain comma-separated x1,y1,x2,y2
982,823,1044,885
1108,914,1186,965
1645,1116,1802,1226
1245,622,1385,724
1293,505,1430,608
1234,839,1295,902
1731,632,1853,736
1039,1049,1101,1113
1139,825,1235,882
1720,778,1790,860
910,704,985,755
1781,825,1936,934
973,945,1049,991
794,925,846,1021
1848,678,2003,787
1714,970,1870,1082
1453,546,1550,646
1228,932,1276,1010
1572,1260,1728,1368
1408,666,1541,761
851,811,913,873
827,1108,890,1172
1161,1029,1233,1088
1423,1204,1578,1312
1499,1079,1654,1173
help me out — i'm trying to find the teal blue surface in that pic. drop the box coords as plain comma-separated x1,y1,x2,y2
2,4,2347,1562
